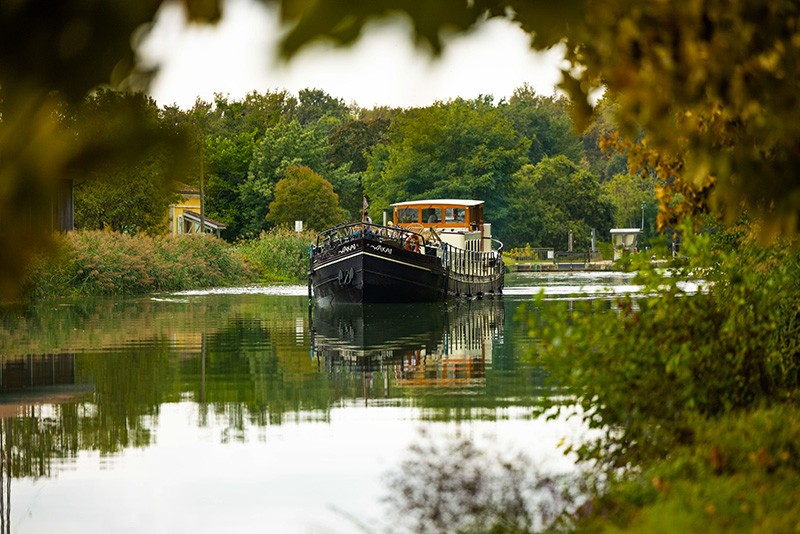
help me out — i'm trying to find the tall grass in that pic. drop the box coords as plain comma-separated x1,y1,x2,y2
234,226,316,283
27,231,257,297
24,226,318,298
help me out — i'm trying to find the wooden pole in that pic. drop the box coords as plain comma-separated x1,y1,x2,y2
199,136,205,237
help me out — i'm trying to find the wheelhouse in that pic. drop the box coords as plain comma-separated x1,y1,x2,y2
391,199,493,253
391,199,484,231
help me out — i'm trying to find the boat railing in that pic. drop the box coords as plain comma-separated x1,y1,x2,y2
491,238,504,255
313,222,429,254
442,241,504,280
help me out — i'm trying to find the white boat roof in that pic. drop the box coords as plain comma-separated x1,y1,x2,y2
391,199,484,207
610,228,641,234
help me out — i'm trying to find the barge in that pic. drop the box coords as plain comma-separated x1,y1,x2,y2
308,199,504,304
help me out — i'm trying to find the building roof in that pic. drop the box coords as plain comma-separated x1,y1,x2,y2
390,199,484,208
176,182,200,195
610,228,641,234
183,210,226,230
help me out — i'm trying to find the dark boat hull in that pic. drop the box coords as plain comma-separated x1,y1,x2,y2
309,231,504,305
310,238,446,305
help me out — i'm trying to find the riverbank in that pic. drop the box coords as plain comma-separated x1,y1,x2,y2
506,258,670,272
23,228,315,299
507,260,617,272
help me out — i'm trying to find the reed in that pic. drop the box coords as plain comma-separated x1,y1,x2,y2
26,231,257,297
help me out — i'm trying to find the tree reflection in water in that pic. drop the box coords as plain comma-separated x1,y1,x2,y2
382,428,587,533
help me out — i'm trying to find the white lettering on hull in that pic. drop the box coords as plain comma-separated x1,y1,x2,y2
369,244,393,255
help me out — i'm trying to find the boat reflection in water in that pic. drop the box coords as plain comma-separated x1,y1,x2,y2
311,299,504,397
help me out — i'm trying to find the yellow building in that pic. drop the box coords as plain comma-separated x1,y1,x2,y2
168,183,226,237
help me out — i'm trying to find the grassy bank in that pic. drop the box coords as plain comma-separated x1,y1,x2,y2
25,228,317,298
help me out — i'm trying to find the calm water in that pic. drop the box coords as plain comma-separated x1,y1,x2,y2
0,272,635,533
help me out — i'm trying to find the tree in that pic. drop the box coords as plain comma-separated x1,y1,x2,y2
364,98,529,240
290,88,349,129
603,173,657,235
502,85,584,166
72,90,181,234
167,91,301,242
510,156,614,249
580,95,629,183
209,91,294,138
326,110,396,220
328,114,392,174
266,166,344,231
204,131,259,240
242,120,328,236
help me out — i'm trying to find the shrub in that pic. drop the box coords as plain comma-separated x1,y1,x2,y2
532,229,800,468
579,407,800,532
26,231,257,297
235,226,316,283
527,220,800,528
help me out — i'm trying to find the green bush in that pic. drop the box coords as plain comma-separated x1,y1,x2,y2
532,226,800,467
235,226,316,283
26,231,257,297
578,407,800,533
525,221,800,529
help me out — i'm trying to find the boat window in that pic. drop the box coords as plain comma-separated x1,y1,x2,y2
445,208,466,223
421,208,441,223
396,207,419,223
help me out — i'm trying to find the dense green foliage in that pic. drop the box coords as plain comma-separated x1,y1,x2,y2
173,90,623,248
24,227,325,296
504,86,584,166
524,224,800,528
364,97,530,239
580,406,800,532
26,231,256,297
60,87,631,255
197,90,363,239
235,226,317,283
510,156,614,249
72,90,184,234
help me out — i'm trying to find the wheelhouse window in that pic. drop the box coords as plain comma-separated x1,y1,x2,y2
445,207,466,223
421,208,442,223
396,207,419,223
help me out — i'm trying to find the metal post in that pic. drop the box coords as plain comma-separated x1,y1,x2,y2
641,202,645,233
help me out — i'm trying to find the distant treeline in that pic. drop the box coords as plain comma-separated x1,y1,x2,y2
69,86,658,251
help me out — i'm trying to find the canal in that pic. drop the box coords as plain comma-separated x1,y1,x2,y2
0,272,637,533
